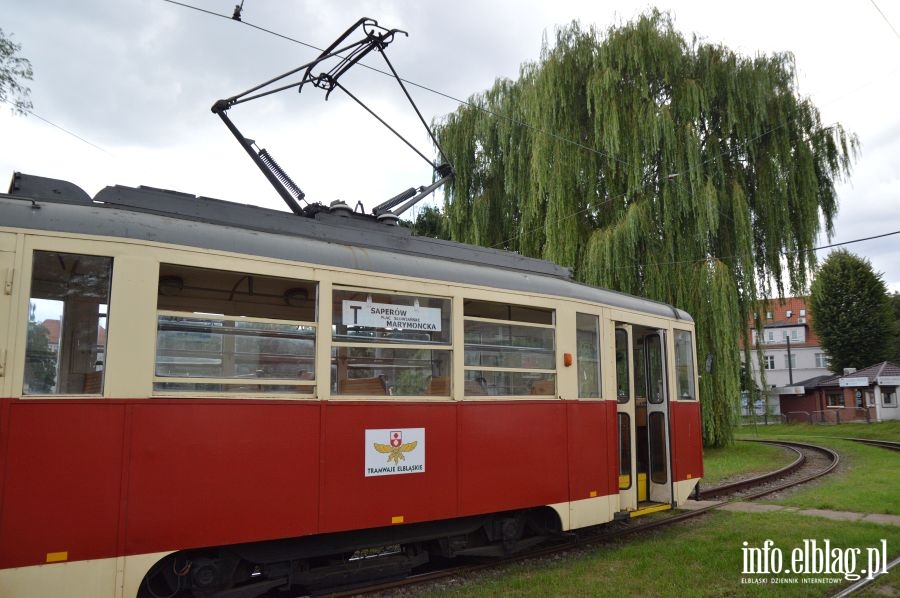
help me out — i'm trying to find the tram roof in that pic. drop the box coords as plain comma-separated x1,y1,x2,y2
3,173,692,322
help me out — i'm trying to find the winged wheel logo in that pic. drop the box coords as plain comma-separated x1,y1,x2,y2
373,440,418,464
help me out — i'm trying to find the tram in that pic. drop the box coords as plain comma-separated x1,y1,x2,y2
0,172,702,597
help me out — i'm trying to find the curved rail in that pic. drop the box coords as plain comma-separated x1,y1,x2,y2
842,437,900,452
698,441,805,499
581,440,840,541
831,554,900,597
734,440,840,499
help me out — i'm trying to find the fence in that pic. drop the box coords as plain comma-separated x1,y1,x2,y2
739,411,786,426
781,408,873,425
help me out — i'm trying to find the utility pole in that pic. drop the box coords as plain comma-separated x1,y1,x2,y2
786,335,794,385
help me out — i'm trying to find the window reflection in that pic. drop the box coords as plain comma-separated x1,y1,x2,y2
24,251,111,395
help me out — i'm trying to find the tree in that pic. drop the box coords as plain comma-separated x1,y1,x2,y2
890,292,900,362
434,11,857,446
0,27,33,115
809,250,896,374
403,205,451,240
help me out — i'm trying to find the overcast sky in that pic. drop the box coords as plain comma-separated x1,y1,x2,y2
2,0,899,294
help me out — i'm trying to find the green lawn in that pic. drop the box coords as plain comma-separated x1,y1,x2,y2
737,420,900,442
424,421,900,596
427,511,897,597
702,440,797,486
735,423,900,515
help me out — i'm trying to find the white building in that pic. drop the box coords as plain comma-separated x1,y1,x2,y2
743,297,833,415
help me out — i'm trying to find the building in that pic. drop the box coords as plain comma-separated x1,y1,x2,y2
778,361,900,423
743,297,833,414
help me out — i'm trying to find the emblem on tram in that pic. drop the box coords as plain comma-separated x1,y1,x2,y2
365,428,425,476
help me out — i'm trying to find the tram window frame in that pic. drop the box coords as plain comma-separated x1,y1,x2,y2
645,333,665,405
618,412,632,489
648,411,668,484
331,287,451,397
152,264,318,396
615,329,630,403
674,329,697,401
23,250,113,396
463,298,556,397
576,312,601,398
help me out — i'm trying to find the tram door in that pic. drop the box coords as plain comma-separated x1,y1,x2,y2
0,241,12,397
615,326,638,512
616,325,673,512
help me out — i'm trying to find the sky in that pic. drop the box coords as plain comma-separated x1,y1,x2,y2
2,0,899,294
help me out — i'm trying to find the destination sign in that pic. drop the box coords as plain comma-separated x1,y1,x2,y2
343,300,442,331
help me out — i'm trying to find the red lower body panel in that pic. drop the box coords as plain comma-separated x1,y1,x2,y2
125,402,321,554
0,401,125,568
669,400,703,482
0,398,623,570
318,402,459,532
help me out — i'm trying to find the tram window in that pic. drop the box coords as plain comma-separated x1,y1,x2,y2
576,313,601,398
153,265,317,395
24,251,112,395
633,337,647,400
331,289,451,396
463,299,555,396
645,334,665,404
674,330,696,400
648,412,668,484
615,329,630,403
463,299,553,325
618,413,631,489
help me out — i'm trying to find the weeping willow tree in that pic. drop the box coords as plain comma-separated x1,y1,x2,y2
434,11,857,446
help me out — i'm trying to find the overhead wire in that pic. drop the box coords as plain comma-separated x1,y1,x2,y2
869,0,900,43
2,99,108,153
160,0,632,169
160,0,896,275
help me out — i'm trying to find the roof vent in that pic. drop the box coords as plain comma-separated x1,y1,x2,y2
843,368,857,375
786,310,793,318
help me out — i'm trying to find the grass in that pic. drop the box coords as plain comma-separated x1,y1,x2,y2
735,423,900,515
738,420,900,442
427,511,898,597
424,421,900,596
702,440,797,486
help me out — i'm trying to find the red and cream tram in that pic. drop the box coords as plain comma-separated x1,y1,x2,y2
0,173,702,597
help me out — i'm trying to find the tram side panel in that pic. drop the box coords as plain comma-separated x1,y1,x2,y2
0,400,126,569
318,402,458,532
125,400,321,555
564,400,620,528
564,400,617,500
668,399,703,502
456,401,569,516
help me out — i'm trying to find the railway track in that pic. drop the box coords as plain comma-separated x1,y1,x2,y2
322,439,841,597
841,437,900,452
698,439,840,500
